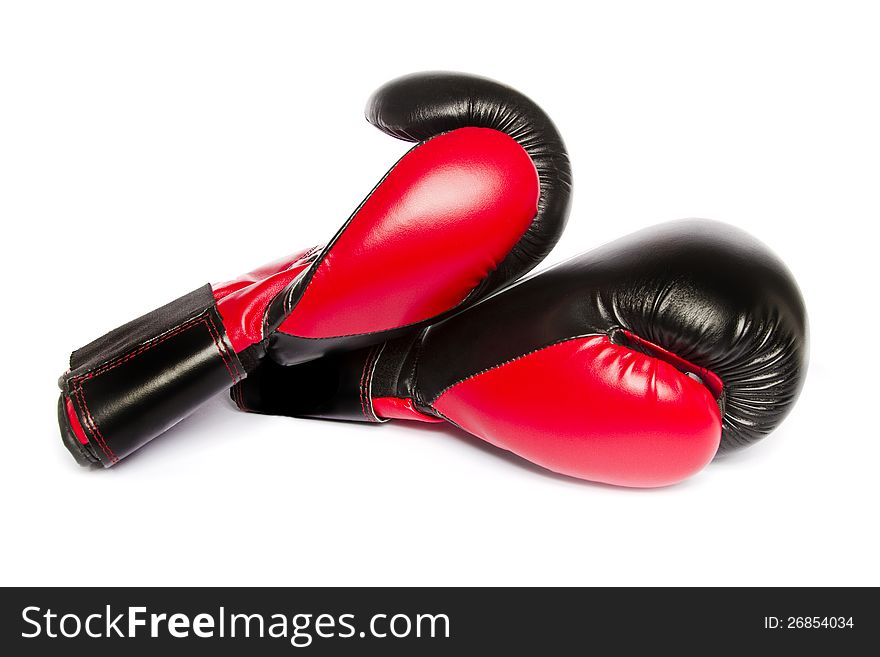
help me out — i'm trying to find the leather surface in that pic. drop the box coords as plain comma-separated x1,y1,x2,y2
233,331,428,415
57,396,99,467
365,71,572,296
237,219,808,484
230,71,571,353
213,247,319,352
433,336,722,487
264,71,571,360
64,397,89,444
372,397,441,423
618,329,724,399
58,71,571,467
234,347,380,422
59,286,244,467
414,219,808,453
273,127,539,339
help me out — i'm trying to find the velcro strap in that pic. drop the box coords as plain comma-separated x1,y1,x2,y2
59,285,244,467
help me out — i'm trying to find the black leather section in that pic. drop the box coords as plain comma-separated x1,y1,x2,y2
236,341,268,375
264,71,571,357
368,330,425,402
59,286,245,466
414,219,808,453
238,220,808,454
232,348,377,423
366,71,572,296
267,320,423,367
69,285,218,372
234,332,426,423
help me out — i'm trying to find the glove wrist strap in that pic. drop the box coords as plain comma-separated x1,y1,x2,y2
58,285,244,467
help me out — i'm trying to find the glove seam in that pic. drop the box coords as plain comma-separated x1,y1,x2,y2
67,311,243,464
274,139,436,325
426,333,604,406
70,383,117,464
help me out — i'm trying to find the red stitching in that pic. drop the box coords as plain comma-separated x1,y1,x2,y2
69,310,243,464
197,311,247,411
79,315,206,380
216,316,243,380
72,384,116,462
203,312,242,384
71,384,118,464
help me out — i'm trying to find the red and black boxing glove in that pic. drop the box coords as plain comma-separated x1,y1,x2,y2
58,71,572,468
234,220,808,487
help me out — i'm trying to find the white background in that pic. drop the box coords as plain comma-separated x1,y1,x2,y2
1,1,877,587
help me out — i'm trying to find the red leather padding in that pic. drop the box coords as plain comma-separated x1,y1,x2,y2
372,397,443,423
432,336,723,488
65,397,90,445
213,247,319,353
278,127,539,338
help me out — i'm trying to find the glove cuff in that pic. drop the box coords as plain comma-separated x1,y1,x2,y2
231,346,388,423
231,330,439,424
58,285,245,467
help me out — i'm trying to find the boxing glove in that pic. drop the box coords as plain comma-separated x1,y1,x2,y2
58,71,572,468
234,219,808,487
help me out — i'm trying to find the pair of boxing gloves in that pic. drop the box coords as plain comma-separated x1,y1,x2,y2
58,72,808,487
